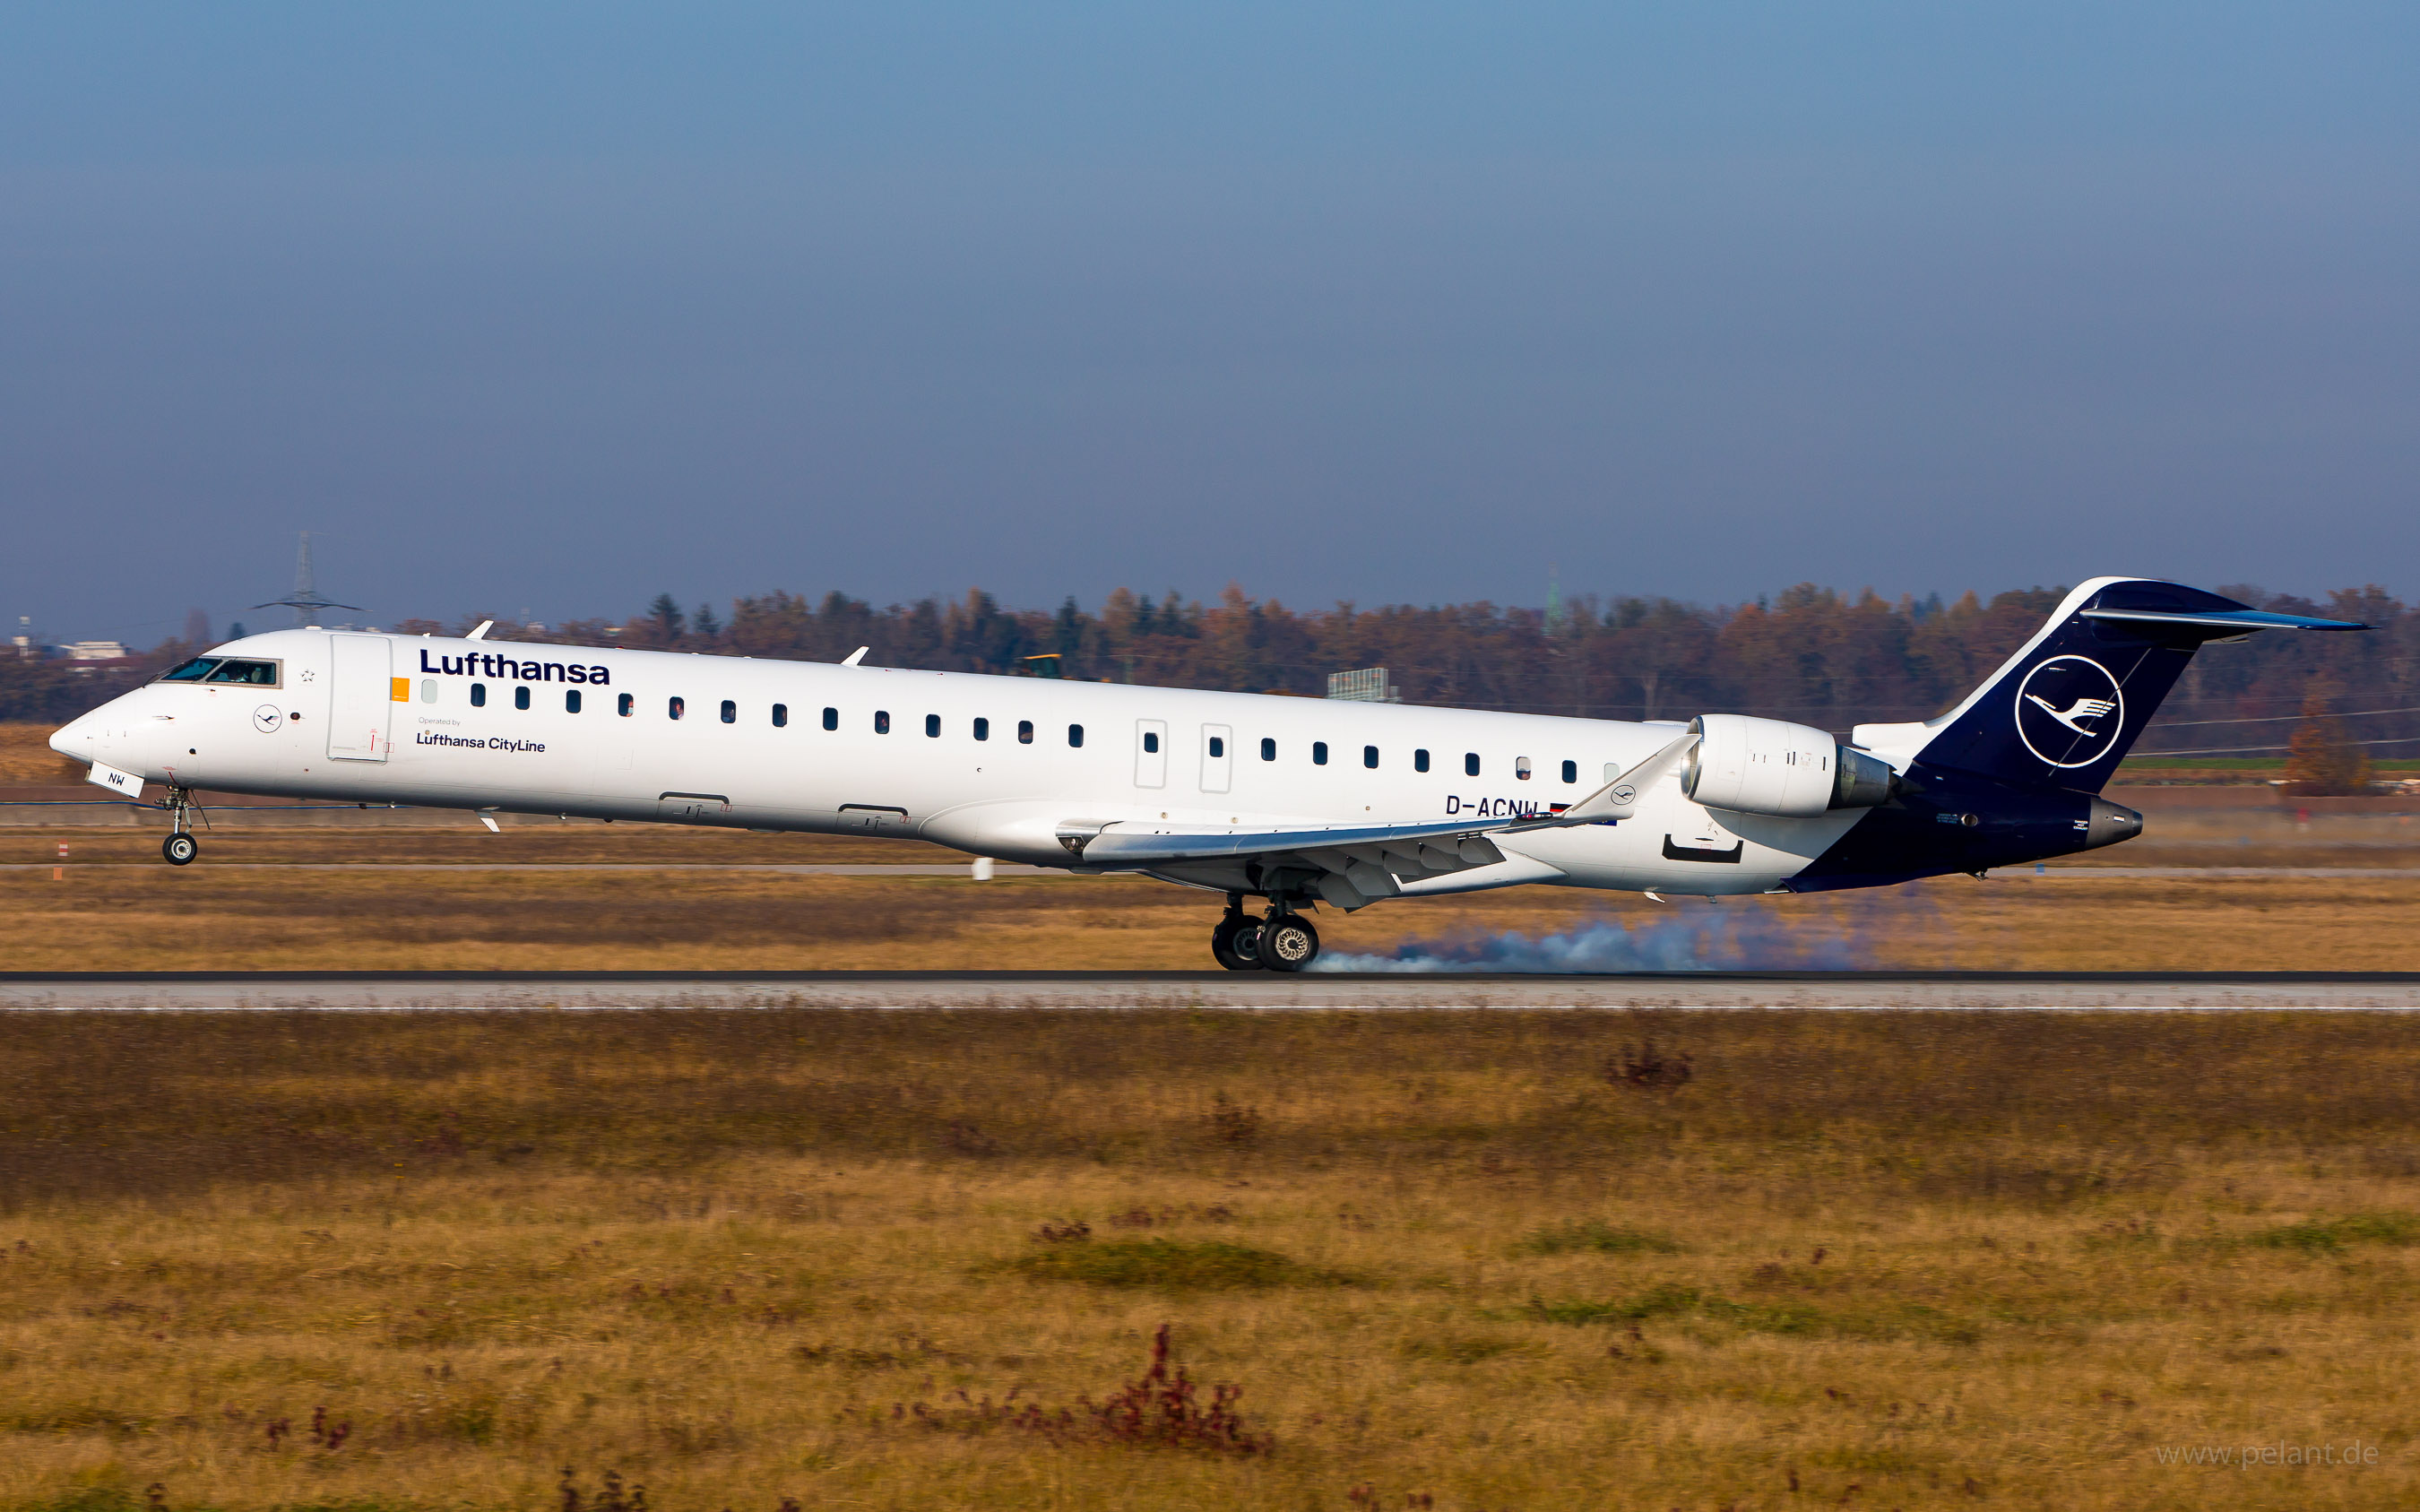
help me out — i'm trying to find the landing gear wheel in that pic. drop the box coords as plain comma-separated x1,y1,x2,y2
162,833,199,866
1211,914,1264,971
1258,913,1319,972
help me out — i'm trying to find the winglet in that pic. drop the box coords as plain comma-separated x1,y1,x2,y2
840,646,869,667
1507,732,1698,831
466,620,493,641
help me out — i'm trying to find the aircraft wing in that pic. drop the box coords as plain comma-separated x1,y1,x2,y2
1055,731,1699,905
1062,814,1521,868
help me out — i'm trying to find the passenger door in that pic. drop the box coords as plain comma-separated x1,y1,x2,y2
326,635,395,762
1199,723,1232,794
1134,719,1168,789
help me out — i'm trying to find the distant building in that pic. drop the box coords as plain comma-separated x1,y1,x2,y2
1326,668,1400,703
61,641,128,661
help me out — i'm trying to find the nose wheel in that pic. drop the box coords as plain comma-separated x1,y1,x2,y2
159,783,202,865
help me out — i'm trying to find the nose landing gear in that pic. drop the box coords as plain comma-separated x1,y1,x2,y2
160,784,201,865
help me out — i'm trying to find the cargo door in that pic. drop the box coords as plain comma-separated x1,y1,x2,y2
1199,723,1232,794
1134,719,1168,789
327,635,396,762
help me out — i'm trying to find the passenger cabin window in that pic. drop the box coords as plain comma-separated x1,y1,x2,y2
1465,752,1480,776
772,704,788,728
1363,745,1379,769
669,696,684,720
822,706,838,730
1516,756,1533,781
1068,723,1085,747
875,711,890,734
514,686,532,710
618,693,634,717
973,717,990,741
1561,759,1577,783
566,690,582,713
1208,736,1224,757
1143,731,1159,754
1018,720,1034,744
1260,738,1275,761
1414,748,1430,773
721,699,737,724
471,684,487,708
926,713,941,738
1313,741,1328,766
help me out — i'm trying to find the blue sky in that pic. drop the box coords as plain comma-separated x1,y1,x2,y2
4,4,2415,641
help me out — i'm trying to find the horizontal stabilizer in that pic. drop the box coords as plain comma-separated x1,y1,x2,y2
2079,607,2364,633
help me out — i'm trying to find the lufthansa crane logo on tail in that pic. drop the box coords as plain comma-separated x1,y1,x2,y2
2014,655,2125,768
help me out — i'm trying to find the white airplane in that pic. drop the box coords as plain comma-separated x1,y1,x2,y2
49,576,2359,971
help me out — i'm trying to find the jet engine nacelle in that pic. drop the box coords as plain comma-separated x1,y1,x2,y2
1683,714,1895,818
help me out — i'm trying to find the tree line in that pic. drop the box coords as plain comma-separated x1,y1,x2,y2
9,583,2416,769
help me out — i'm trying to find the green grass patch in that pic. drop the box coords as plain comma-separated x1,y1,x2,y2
1521,1282,1706,1325
1401,1332,1535,1364
1521,1285,1976,1343
17,1497,425,1512
1516,1220,1684,1257
2246,1212,2420,1253
1001,1239,1359,1290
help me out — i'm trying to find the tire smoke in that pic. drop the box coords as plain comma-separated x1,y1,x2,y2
1309,898,1897,973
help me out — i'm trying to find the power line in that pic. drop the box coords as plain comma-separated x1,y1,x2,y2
2131,735,2420,756
2149,704,2420,728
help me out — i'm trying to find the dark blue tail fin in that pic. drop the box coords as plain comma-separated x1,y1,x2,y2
1852,577,2363,794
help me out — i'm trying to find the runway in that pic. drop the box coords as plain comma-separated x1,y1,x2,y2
4,970,2417,1010
8,862,2420,879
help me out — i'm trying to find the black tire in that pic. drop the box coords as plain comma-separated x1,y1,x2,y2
1258,913,1319,972
1211,915,1264,971
162,834,198,866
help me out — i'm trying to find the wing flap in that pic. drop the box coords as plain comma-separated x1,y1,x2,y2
1064,816,1515,868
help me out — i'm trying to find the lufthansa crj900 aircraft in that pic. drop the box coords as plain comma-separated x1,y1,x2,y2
49,577,2359,971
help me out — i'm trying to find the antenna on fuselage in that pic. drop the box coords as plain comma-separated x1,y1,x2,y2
252,531,363,627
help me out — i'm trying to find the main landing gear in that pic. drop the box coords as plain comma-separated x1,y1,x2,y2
1208,894,1321,972
160,785,200,866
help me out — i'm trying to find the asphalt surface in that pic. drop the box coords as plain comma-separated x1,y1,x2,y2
4,971,2417,1010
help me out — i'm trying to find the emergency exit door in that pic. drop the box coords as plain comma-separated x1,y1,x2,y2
1199,723,1232,793
1134,719,1168,788
327,635,394,761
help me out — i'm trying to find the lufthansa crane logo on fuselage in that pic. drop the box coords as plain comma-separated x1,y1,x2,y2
2014,655,2124,768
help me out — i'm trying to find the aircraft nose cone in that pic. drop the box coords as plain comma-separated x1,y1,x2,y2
48,719,92,765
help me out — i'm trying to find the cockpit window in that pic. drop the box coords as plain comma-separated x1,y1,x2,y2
202,659,281,687
159,658,221,682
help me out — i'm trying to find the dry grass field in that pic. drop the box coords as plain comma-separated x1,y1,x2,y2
4,1010,2420,1512
0,724,81,784
5,818,2420,971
